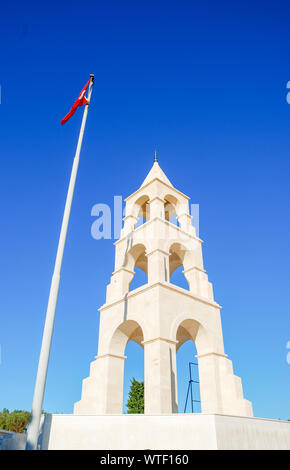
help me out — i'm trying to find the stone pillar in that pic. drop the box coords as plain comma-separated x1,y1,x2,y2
147,248,170,283
74,353,126,415
197,352,253,416
197,352,227,414
183,267,214,300
121,215,139,237
106,267,135,302
148,196,165,220
143,338,178,414
177,212,195,235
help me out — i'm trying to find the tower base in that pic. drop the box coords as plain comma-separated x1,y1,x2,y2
40,413,290,450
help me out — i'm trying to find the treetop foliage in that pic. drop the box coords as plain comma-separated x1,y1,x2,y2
0,409,31,433
126,378,144,414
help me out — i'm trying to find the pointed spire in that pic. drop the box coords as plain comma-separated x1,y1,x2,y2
140,153,173,188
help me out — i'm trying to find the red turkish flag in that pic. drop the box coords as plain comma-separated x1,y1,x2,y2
61,79,90,125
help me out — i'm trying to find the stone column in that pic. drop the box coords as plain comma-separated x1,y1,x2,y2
106,267,135,302
177,212,195,235
196,352,227,414
121,215,139,237
143,338,178,414
197,352,253,417
74,353,126,415
183,267,214,300
147,248,170,283
148,196,165,220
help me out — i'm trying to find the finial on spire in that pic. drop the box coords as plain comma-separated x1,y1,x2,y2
154,150,158,162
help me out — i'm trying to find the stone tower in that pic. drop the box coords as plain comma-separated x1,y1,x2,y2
74,158,253,417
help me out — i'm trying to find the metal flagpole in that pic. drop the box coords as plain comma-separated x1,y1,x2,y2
25,74,94,450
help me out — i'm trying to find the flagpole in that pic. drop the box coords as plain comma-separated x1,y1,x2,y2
25,74,94,450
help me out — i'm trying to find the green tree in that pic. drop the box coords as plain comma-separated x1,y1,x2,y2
126,378,144,414
0,409,31,433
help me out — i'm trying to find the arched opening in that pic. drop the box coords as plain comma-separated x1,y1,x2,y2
129,266,147,291
132,195,150,227
170,265,188,290
164,194,179,226
135,216,146,228
176,341,201,413
109,319,145,414
109,320,144,414
126,244,148,291
169,243,189,290
123,340,144,413
175,318,202,413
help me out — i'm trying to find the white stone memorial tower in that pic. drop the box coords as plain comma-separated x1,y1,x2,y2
74,157,253,417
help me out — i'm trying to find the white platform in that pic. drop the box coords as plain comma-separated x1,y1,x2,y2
40,413,290,450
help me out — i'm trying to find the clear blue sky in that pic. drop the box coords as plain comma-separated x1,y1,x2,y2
0,1,289,419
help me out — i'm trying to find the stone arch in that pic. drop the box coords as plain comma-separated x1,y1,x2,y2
109,243,148,298
173,316,208,413
125,243,148,275
171,315,209,355
77,317,146,415
109,319,145,356
164,194,179,222
169,242,186,277
167,241,195,270
131,195,150,221
168,242,195,289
